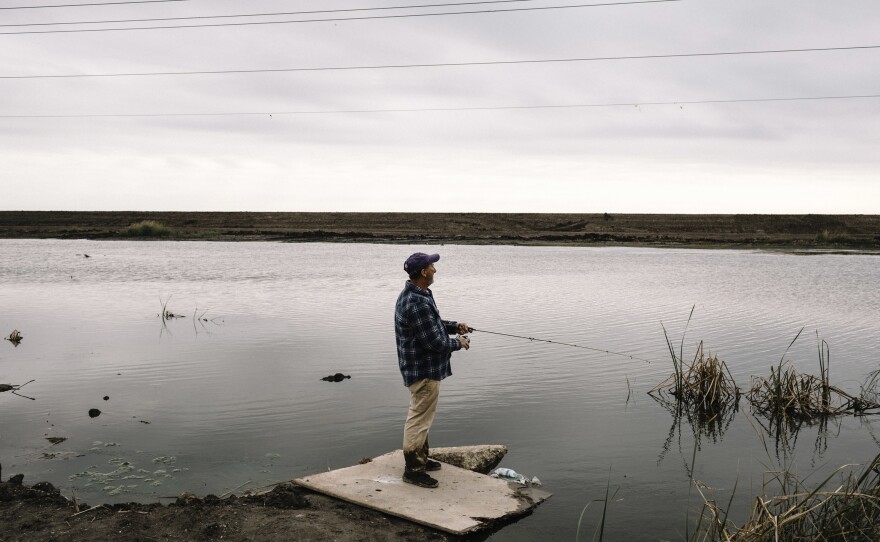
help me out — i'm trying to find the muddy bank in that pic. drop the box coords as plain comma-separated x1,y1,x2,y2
0,476,458,542
2,211,879,249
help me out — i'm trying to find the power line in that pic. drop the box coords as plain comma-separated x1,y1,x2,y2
1,0,538,27
3,45,877,80
0,0,682,35
2,94,877,119
0,0,189,10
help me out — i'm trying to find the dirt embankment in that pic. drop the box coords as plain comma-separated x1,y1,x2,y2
2,211,880,248
0,476,456,542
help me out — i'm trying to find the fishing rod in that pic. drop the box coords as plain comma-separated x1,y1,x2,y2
465,327,655,363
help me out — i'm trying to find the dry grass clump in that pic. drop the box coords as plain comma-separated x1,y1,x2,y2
748,362,841,420
124,220,172,237
748,336,880,424
697,452,880,541
5,329,23,345
650,335,740,412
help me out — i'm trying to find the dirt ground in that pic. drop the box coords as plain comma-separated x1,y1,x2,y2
2,211,880,248
0,477,463,542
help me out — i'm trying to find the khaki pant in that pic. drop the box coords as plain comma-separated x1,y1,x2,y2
402,378,440,473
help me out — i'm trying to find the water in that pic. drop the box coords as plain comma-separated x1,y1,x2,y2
1,240,878,540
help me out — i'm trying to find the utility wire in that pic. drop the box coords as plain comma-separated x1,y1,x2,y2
1,93,877,119
3,45,877,80
0,0,682,35
1,0,189,9
1,0,538,27
470,328,657,363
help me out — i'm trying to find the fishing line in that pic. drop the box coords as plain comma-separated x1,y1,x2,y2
467,328,655,363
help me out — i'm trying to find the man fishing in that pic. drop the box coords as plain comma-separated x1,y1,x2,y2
394,252,471,489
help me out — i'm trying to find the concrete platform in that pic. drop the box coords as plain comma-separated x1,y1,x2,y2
294,450,551,535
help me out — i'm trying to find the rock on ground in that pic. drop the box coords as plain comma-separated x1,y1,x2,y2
429,445,508,474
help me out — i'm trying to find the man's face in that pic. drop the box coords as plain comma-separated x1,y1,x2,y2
421,263,436,286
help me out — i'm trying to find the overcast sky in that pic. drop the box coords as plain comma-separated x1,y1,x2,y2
1,0,878,213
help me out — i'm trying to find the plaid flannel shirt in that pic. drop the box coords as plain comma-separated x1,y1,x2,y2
395,281,461,387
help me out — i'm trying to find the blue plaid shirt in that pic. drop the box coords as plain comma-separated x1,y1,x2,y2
395,281,461,387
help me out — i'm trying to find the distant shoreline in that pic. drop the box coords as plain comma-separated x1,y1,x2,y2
2,211,879,250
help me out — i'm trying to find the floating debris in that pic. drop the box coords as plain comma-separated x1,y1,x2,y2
0,379,36,400
41,451,76,460
4,329,23,346
69,456,184,496
321,373,351,382
45,437,67,445
88,408,102,418
103,396,109,401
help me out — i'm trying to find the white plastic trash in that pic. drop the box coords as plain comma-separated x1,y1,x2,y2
489,467,543,487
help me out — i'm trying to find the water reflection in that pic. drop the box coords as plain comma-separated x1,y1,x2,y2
749,409,838,458
652,393,740,467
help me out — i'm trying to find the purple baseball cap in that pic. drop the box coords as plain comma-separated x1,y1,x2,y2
404,252,440,275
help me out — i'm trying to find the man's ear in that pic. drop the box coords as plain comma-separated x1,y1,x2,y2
420,268,427,278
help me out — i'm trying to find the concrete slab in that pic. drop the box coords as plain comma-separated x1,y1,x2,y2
294,450,551,535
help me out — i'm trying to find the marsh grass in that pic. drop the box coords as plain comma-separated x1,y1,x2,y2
696,452,880,541
649,320,880,541
650,337,740,413
748,332,880,429
124,220,172,238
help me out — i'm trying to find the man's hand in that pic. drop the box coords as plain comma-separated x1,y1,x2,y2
458,335,470,350
457,322,471,334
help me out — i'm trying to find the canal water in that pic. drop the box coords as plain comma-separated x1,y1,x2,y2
1,240,878,540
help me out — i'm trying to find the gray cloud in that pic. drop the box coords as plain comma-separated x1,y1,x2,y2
1,0,878,212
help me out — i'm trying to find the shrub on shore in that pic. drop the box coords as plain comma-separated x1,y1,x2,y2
124,220,172,238
815,229,851,243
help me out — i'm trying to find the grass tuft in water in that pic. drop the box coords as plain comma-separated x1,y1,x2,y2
748,332,880,428
650,339,740,413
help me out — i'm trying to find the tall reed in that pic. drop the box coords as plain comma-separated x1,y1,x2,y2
697,452,880,541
